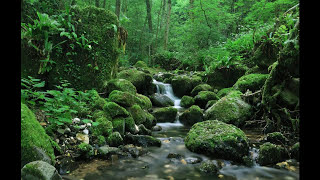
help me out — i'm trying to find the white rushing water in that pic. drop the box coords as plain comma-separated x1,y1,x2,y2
152,79,183,128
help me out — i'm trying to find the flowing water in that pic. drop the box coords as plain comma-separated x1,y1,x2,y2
66,79,299,180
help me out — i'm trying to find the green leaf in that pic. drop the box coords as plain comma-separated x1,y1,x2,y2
33,81,45,88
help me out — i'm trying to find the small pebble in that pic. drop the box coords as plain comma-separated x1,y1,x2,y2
83,129,89,135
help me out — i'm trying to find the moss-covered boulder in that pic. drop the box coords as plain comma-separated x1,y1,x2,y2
194,91,219,109
233,73,269,93
171,75,202,97
91,116,113,137
257,142,288,166
263,132,288,145
135,93,153,110
205,100,218,110
152,107,178,123
128,104,147,125
107,132,124,147
204,91,252,127
104,78,137,96
111,118,125,136
180,95,195,108
118,68,154,95
125,134,161,147
77,143,94,159
216,87,234,98
191,84,214,97
108,90,137,108
21,160,62,180
179,105,203,126
134,61,148,68
150,93,174,107
206,64,248,90
250,39,279,70
103,101,130,118
124,116,137,134
290,142,299,160
185,120,249,162
21,103,57,167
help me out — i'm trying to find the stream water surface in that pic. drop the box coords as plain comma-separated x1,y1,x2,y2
66,80,299,180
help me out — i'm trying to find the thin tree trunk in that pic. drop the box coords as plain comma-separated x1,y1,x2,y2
116,0,121,18
154,0,164,59
164,0,171,50
146,0,153,63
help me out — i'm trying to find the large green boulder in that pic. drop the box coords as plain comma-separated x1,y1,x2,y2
135,94,153,110
108,90,137,108
103,101,130,118
104,78,137,96
91,116,113,137
194,91,219,109
107,132,124,147
233,73,269,93
185,120,249,162
127,104,147,125
21,160,62,180
204,91,252,127
179,105,203,126
171,75,202,97
216,87,234,98
117,68,154,95
257,142,288,166
21,103,57,167
191,84,214,97
152,107,178,123
180,95,195,108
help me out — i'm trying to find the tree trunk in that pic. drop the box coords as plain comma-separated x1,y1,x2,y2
116,0,121,18
95,0,99,7
146,0,153,62
164,0,171,50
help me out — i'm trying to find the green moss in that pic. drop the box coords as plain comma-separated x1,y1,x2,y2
191,84,213,97
179,105,203,126
78,143,94,158
265,132,288,145
204,91,252,127
92,110,107,120
103,101,130,118
107,132,123,147
92,97,108,110
205,100,218,109
233,73,269,93
194,91,219,109
180,96,195,108
144,112,156,129
128,104,146,125
124,116,137,134
22,163,45,179
112,118,125,136
92,116,113,137
257,142,287,166
104,78,137,95
217,87,234,98
185,120,249,162
134,61,148,68
21,103,56,166
135,93,152,110
108,90,137,107
97,135,106,146
171,75,201,97
152,107,178,123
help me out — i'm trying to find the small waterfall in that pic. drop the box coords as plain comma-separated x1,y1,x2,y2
152,79,181,108
152,79,183,127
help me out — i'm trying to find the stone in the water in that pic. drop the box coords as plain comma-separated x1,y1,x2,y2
151,125,162,131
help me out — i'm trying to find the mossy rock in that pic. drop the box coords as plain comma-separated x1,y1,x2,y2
128,104,147,125
199,160,219,174
111,118,125,136
205,100,218,110
194,91,219,109
257,142,288,166
124,116,137,134
264,132,288,145
117,68,154,95
150,93,174,107
104,78,137,96
103,101,130,118
171,75,202,97
125,134,161,147
185,120,249,162
135,93,153,110
204,91,252,127
21,103,57,167
152,107,178,123
233,73,269,93
92,116,113,137
290,142,299,160
77,143,94,159
108,90,137,108
92,110,108,121
134,61,148,68
179,105,203,126
216,87,234,98
21,160,62,180
191,84,213,97
180,95,195,108
144,112,156,129
107,132,124,147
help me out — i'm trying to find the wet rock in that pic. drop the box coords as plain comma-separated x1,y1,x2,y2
179,105,203,126
107,132,124,147
98,145,120,157
204,90,252,127
257,142,288,166
199,160,219,174
125,133,161,147
185,157,202,164
150,93,174,107
138,124,152,135
185,120,249,163
21,160,62,180
152,107,177,123
151,125,162,131
121,144,147,158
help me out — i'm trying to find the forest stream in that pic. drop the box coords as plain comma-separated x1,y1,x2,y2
64,79,299,180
